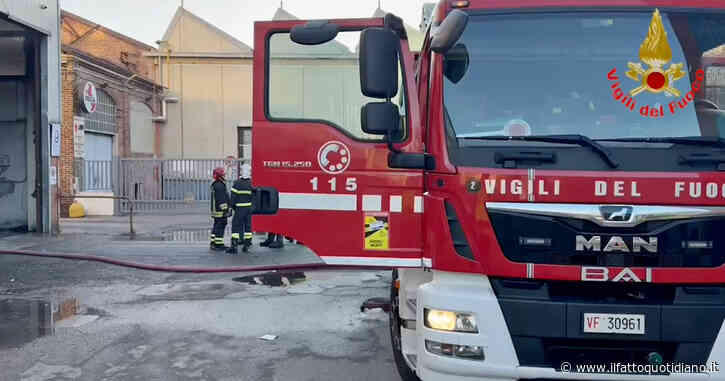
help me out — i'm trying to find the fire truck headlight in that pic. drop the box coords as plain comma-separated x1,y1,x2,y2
424,308,478,333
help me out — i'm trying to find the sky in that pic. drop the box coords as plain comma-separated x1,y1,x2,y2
59,0,431,50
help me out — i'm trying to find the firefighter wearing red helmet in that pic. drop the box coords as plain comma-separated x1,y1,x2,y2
210,167,231,251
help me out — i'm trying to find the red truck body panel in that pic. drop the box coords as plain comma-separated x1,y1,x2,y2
252,18,425,267
252,1,725,283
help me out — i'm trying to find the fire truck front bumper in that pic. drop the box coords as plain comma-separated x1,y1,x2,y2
416,271,725,381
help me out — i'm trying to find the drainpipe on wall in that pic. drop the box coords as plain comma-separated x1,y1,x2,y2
152,97,179,123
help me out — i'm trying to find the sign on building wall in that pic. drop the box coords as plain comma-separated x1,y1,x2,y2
73,116,85,159
78,82,98,114
50,123,60,157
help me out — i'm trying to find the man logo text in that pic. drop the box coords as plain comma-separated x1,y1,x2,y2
575,235,658,253
582,267,653,282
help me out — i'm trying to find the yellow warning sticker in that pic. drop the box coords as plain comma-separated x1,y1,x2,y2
364,214,389,250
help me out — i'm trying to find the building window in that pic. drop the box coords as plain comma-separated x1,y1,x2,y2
82,88,117,134
238,126,251,160
130,101,153,154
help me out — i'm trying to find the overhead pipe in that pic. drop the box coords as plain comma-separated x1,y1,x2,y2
124,73,139,88
74,56,136,83
74,54,176,123
152,97,179,123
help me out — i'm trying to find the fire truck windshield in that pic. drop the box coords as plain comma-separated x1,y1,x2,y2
443,11,725,142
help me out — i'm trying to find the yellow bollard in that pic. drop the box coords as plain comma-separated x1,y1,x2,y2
68,202,86,218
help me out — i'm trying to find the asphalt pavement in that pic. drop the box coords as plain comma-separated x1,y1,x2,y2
0,212,401,381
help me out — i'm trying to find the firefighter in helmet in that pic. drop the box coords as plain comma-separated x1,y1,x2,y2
227,163,254,254
210,167,231,251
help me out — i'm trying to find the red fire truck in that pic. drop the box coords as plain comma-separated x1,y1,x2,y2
251,1,725,379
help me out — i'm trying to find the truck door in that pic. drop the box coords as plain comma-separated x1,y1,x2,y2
252,16,424,267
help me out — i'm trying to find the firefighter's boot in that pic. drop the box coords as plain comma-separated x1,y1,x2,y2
212,241,229,251
242,239,252,253
269,235,284,249
226,239,239,255
260,235,274,247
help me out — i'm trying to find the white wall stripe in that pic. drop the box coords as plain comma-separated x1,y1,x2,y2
414,196,424,213
390,195,402,213
422,258,432,268
362,195,382,212
279,193,357,211
321,256,422,267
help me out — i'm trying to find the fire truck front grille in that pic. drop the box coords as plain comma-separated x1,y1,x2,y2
529,338,678,369
487,210,725,268
491,278,725,369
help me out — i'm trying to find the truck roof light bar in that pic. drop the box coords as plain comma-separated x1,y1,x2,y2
451,0,470,8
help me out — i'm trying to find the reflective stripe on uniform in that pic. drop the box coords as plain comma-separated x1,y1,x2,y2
235,203,252,207
214,238,224,244
231,233,240,239
231,188,252,195
211,212,224,218
220,203,228,210
243,233,253,239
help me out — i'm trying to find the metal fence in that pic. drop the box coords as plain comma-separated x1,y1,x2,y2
116,158,248,214
74,159,114,192
72,158,248,214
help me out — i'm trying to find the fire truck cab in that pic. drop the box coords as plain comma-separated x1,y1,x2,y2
252,1,725,379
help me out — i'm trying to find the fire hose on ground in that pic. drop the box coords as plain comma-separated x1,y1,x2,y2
0,249,393,273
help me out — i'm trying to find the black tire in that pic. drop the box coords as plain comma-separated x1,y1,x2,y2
390,269,422,381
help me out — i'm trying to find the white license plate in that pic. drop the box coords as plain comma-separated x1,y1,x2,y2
583,313,645,335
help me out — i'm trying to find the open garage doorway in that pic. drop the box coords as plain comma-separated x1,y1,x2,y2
0,15,43,232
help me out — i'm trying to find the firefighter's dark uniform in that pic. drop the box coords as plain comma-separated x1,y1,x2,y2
210,179,230,250
227,177,253,253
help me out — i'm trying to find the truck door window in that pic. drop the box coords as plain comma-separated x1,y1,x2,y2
267,31,407,141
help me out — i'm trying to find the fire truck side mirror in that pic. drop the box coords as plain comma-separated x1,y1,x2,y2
431,9,469,54
359,27,399,99
251,187,279,215
290,21,340,45
361,101,401,137
443,43,470,84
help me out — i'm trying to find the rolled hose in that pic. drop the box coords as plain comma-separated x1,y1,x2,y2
0,249,391,273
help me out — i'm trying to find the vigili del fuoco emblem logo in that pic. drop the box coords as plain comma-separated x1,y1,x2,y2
607,9,704,118
626,9,685,97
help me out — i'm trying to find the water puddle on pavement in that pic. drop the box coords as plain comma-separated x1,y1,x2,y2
0,299,53,349
233,272,307,287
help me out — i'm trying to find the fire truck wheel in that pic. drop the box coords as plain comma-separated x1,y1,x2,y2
389,269,421,381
